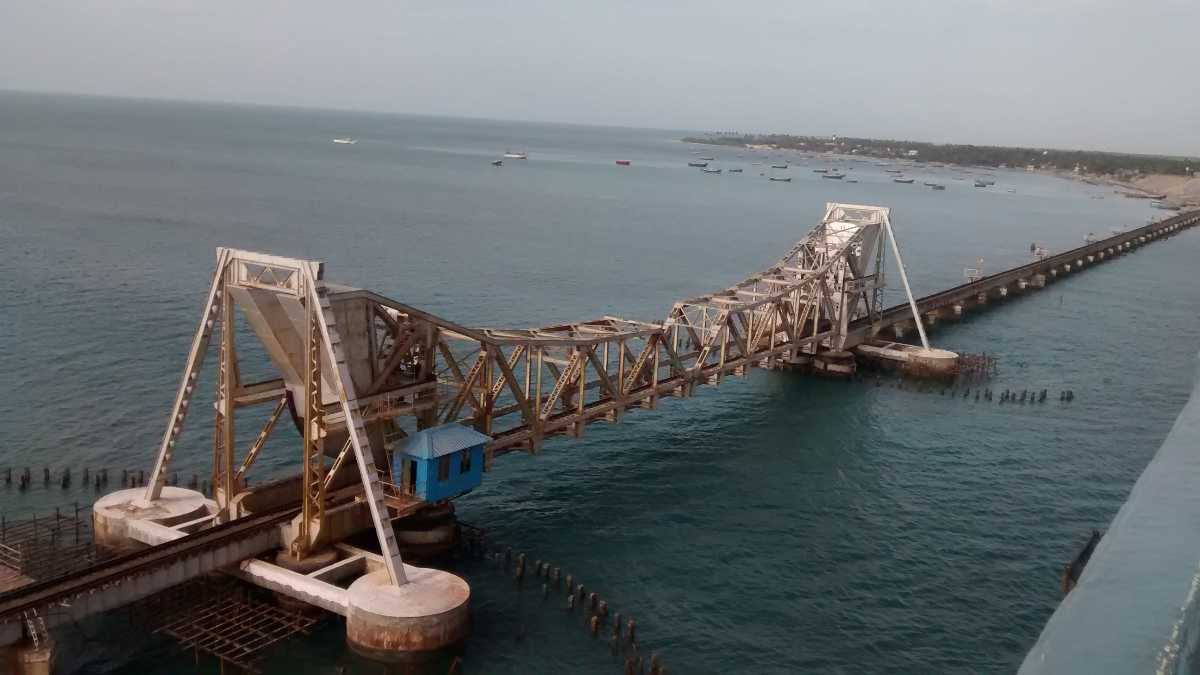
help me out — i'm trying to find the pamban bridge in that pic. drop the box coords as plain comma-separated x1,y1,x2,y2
1,203,1196,673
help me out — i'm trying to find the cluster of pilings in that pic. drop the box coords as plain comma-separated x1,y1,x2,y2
458,528,668,675
1,467,221,496
866,379,1079,404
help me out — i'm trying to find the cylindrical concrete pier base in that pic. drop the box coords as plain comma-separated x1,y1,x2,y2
781,352,812,373
907,348,959,378
346,568,470,661
92,487,213,552
813,350,856,377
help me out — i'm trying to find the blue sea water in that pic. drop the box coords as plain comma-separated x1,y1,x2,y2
0,91,1197,673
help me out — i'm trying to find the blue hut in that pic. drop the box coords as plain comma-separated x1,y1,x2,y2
390,423,490,502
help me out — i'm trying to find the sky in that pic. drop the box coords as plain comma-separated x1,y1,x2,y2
2,0,1198,156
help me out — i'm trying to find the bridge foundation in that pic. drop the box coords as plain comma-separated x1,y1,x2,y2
813,350,856,377
345,568,470,661
952,303,964,318
93,486,214,552
0,642,52,675
781,351,813,373
1031,274,1046,288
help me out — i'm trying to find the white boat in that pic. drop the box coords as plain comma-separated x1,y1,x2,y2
332,138,357,145
503,152,528,160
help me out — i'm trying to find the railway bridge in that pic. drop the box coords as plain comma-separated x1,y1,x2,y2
2,203,1196,672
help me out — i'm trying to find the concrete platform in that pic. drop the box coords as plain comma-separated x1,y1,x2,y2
345,567,470,659
92,487,213,551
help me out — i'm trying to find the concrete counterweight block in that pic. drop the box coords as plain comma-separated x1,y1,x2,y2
93,486,213,552
346,568,471,661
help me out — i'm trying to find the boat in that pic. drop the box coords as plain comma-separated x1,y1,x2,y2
771,164,789,169
812,168,828,173
727,168,744,173
332,138,357,145
503,152,528,160
491,160,503,167
823,173,846,180
846,179,859,183
768,177,792,182
974,179,988,188
702,168,723,174
687,161,709,168
930,184,946,190
923,182,939,187
886,169,903,174
751,162,763,166
893,178,915,184
615,160,631,166
699,157,715,161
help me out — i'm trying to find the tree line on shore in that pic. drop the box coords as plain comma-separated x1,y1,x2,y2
682,133,1196,177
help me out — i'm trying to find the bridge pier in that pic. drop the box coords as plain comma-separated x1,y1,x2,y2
924,310,939,326
1031,274,1046,288
994,286,1009,299
0,642,52,675
93,486,214,552
975,292,988,306
813,350,856,377
952,303,964,318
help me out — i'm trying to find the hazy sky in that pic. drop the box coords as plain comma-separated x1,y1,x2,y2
3,1,1197,155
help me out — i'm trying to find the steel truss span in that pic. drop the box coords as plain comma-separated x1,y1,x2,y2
134,202,926,584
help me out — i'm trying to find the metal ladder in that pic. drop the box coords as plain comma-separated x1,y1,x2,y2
314,285,408,586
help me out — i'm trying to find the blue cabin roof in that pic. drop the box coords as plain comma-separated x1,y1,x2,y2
393,423,492,460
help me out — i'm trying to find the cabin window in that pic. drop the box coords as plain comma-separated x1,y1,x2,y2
438,456,451,482
460,449,472,474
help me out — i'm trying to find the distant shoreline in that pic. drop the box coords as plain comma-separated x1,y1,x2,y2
682,134,1200,207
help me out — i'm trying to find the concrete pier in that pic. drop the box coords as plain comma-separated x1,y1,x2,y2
0,643,52,675
93,486,214,551
813,350,856,377
345,568,470,660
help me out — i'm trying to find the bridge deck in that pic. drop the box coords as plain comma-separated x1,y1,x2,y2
852,211,1200,340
